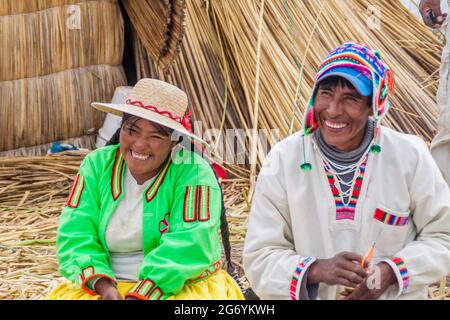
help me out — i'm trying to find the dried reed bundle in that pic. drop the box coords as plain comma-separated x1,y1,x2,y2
133,0,251,163
428,276,450,300
166,0,187,64
0,0,124,81
0,0,116,16
0,64,126,151
0,153,84,299
134,0,443,172
123,0,187,69
208,0,441,166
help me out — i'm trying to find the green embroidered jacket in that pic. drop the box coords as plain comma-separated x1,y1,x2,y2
57,144,223,300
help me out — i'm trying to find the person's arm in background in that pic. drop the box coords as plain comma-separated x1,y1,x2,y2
419,0,447,28
420,0,450,186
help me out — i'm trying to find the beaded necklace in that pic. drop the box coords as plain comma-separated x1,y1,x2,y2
316,140,373,220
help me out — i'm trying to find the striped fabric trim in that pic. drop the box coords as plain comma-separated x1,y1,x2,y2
126,279,163,300
391,257,409,293
183,186,211,222
374,208,409,226
323,156,368,221
198,186,211,221
145,160,171,202
111,149,125,201
78,266,94,283
67,174,85,208
77,266,116,296
290,256,315,300
81,274,115,296
159,213,170,236
183,186,197,222
148,288,163,300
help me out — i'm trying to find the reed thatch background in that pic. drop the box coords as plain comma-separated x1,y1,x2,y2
0,0,126,152
122,0,187,69
131,0,444,191
0,0,449,299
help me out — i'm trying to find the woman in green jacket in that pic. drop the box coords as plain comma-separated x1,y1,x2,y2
47,79,244,300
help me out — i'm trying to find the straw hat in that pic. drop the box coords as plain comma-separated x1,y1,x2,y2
92,78,206,145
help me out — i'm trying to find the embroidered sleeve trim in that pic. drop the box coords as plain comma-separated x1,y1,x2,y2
66,174,85,208
390,257,409,293
187,260,222,284
126,279,163,300
78,266,116,296
374,208,409,226
183,186,196,222
290,256,316,300
198,186,211,221
111,149,125,201
183,186,211,222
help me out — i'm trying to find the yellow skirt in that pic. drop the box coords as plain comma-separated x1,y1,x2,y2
46,270,244,300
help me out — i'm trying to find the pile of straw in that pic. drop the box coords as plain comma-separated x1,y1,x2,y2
0,0,126,153
0,64,126,151
133,0,443,174
123,0,187,69
0,153,84,299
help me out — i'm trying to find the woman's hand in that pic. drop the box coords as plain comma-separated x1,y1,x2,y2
94,278,123,300
342,262,397,300
307,252,368,288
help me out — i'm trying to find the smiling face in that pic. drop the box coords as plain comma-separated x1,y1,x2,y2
313,76,372,152
119,116,176,184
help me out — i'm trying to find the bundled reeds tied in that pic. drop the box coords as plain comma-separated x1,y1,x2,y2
0,65,125,151
133,0,442,172
0,0,126,152
123,0,187,69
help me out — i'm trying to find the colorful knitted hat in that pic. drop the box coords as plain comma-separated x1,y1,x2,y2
302,42,395,136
